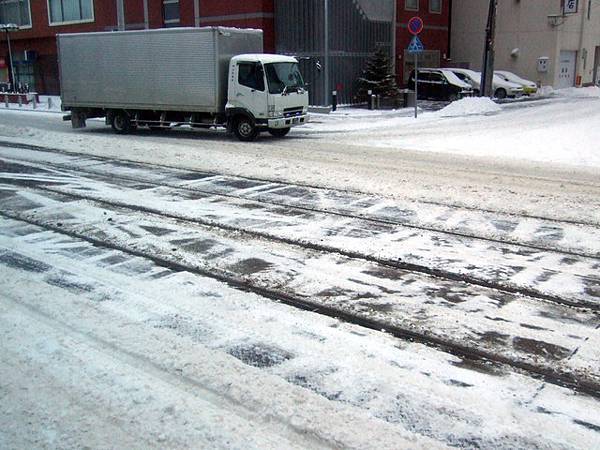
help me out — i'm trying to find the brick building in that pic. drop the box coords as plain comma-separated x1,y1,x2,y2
0,0,450,103
397,0,451,83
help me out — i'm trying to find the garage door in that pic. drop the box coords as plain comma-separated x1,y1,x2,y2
557,50,576,89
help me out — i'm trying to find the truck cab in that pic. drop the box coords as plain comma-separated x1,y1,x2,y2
226,54,309,141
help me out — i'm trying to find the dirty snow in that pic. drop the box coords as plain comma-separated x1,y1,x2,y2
1,88,599,449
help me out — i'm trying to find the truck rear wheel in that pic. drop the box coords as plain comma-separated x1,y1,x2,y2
268,128,291,138
233,117,258,141
111,111,132,134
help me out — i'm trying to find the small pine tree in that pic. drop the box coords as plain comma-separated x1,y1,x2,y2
356,47,400,101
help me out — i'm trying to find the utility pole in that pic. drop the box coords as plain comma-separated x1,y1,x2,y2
480,0,497,97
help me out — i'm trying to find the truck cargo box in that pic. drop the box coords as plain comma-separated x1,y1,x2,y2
58,27,263,114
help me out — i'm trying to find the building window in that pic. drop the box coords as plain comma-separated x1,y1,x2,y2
405,0,418,11
429,0,442,13
0,0,32,28
163,0,180,27
48,0,94,25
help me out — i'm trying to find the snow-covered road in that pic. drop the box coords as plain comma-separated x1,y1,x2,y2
1,93,599,448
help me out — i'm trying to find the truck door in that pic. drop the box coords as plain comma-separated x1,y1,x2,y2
235,62,268,121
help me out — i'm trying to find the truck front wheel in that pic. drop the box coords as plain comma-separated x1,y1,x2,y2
268,128,291,138
111,111,132,134
233,117,258,141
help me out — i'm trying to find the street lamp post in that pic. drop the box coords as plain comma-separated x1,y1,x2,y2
1,23,19,92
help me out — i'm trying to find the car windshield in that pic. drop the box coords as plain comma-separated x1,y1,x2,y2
265,62,305,94
442,70,470,88
493,74,510,84
459,70,479,81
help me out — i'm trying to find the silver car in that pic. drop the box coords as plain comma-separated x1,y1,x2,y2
495,71,538,95
448,68,524,99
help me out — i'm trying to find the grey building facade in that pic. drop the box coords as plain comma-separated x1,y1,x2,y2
451,0,600,89
275,0,395,105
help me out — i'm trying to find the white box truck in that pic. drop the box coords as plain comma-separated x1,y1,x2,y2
58,27,309,141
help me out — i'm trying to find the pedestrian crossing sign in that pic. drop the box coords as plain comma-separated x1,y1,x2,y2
408,35,424,54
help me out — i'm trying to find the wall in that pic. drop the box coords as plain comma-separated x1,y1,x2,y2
199,1,275,52
451,0,600,88
557,0,600,86
396,0,451,83
0,1,119,93
275,0,395,105
1,0,452,96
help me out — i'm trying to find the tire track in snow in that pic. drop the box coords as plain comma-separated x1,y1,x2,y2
2,209,600,400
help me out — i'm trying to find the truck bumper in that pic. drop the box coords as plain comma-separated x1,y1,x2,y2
267,114,309,129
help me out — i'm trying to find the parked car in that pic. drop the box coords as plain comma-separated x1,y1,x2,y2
408,69,473,101
446,68,524,99
494,71,538,95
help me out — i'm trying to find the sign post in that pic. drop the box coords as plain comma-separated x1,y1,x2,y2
407,17,424,118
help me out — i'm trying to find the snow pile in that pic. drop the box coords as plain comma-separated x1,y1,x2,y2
0,95,62,113
435,97,501,117
536,86,555,97
555,86,600,98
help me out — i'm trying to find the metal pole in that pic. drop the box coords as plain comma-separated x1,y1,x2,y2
194,0,201,27
324,0,330,107
143,0,149,29
480,0,497,97
414,52,418,118
5,30,17,92
116,0,125,30
391,0,397,74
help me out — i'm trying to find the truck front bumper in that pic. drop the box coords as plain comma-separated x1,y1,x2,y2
267,114,309,129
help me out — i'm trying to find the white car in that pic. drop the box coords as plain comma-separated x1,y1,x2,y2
447,68,524,99
495,71,538,95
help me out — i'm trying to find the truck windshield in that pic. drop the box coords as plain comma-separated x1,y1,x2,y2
264,62,304,94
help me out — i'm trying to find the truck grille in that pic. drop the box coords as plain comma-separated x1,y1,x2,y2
283,107,304,117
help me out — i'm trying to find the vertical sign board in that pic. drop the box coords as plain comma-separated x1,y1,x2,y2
407,16,424,118
564,0,578,14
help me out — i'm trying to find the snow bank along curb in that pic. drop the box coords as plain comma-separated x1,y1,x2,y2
435,97,501,117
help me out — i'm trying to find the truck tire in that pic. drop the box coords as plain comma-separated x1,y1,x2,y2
268,128,291,138
233,117,258,141
111,111,132,134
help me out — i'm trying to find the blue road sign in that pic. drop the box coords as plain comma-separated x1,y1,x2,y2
408,35,424,54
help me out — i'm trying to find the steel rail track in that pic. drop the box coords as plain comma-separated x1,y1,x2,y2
0,139,599,228
5,180,599,312
1,147,599,263
2,168,599,312
2,210,599,400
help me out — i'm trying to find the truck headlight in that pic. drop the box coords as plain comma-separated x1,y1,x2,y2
268,105,284,118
